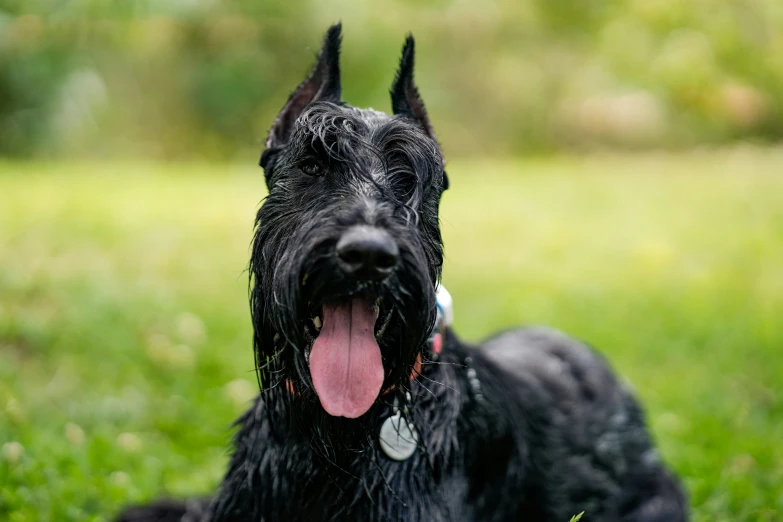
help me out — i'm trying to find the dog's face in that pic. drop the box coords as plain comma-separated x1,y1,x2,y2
251,25,447,428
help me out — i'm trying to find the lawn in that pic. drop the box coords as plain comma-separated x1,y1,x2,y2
1,152,782,521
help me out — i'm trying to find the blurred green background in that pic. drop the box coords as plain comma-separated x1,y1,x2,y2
1,1,783,521
2,0,783,159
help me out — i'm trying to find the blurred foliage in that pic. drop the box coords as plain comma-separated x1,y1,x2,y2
1,0,783,160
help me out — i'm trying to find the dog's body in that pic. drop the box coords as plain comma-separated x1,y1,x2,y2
119,25,688,522
201,327,687,522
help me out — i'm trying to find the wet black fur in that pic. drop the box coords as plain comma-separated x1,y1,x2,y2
118,24,688,522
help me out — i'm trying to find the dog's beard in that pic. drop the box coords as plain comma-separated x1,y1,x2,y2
249,225,437,451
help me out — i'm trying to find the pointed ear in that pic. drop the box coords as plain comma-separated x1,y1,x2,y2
264,23,342,154
390,35,435,139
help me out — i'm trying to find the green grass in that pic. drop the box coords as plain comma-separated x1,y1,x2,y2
1,152,782,521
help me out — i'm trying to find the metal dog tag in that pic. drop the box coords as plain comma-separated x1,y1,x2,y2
379,412,419,461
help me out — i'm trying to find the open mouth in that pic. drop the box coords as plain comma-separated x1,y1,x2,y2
303,297,393,418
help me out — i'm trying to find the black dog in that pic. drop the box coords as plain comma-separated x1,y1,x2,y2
119,24,688,522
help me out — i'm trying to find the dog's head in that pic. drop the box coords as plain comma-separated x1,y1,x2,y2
250,24,448,430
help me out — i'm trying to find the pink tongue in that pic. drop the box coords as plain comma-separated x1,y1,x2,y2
309,298,383,418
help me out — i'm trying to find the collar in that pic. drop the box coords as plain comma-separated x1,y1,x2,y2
428,284,454,360
405,284,453,384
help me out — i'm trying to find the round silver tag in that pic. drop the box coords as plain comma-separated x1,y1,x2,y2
379,412,419,461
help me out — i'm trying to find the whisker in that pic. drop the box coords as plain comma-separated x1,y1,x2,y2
411,368,460,394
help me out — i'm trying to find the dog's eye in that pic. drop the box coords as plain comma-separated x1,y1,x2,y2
300,161,323,177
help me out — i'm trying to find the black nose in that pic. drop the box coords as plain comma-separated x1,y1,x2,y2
337,226,399,280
